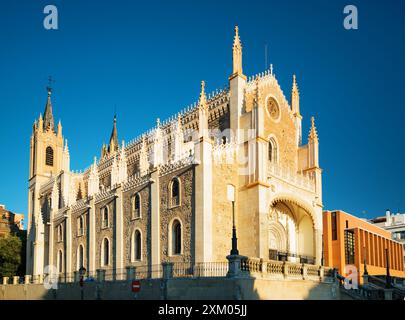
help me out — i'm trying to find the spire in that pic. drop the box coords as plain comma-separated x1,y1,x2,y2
57,120,62,137
198,80,208,110
43,86,55,132
232,26,243,76
64,139,69,153
101,143,107,158
108,114,119,154
38,113,43,129
198,81,209,138
309,117,319,142
291,74,300,115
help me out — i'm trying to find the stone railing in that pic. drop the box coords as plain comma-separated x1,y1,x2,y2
240,258,334,283
267,162,316,192
2,258,334,287
170,262,229,278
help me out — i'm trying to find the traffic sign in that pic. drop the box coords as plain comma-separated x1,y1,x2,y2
132,280,141,293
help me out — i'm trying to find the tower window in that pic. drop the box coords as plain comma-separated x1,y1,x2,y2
268,138,278,163
131,229,142,261
101,207,109,229
172,219,182,255
57,224,63,242
45,146,54,166
131,193,141,219
77,245,84,270
102,238,110,266
170,178,180,207
77,215,85,236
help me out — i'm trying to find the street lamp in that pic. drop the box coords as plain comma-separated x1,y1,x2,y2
227,184,239,256
79,266,86,300
385,248,391,289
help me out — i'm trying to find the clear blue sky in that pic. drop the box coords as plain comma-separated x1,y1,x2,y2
0,0,404,222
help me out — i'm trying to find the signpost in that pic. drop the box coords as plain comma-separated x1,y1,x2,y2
132,280,141,299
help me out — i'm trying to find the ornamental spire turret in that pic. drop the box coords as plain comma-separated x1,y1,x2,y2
309,116,319,142
198,81,209,138
108,114,119,154
43,86,55,132
291,74,300,115
198,80,208,110
232,26,243,76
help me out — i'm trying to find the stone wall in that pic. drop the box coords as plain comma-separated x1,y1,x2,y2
53,219,65,271
0,277,339,300
159,166,194,263
71,208,88,271
211,161,238,261
123,184,151,267
95,197,115,270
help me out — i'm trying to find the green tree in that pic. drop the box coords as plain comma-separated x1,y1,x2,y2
0,235,22,278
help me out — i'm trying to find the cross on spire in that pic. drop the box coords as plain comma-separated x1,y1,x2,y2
47,76,55,95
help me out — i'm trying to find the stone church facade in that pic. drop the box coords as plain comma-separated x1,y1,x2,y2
26,27,323,278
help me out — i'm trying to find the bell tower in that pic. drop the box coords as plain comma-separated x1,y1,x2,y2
29,86,64,179
27,85,65,276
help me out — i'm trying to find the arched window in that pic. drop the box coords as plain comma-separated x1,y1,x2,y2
268,138,278,163
102,207,109,228
131,193,141,219
131,230,142,261
57,250,63,273
57,224,63,242
77,216,84,236
172,219,182,255
45,146,54,166
170,178,180,207
102,238,109,266
77,245,84,270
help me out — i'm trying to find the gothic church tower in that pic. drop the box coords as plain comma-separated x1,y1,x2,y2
27,86,67,276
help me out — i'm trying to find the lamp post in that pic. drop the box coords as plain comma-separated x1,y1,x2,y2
79,266,86,300
363,246,368,276
385,248,391,289
227,185,239,255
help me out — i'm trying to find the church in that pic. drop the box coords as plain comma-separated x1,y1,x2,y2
26,26,323,279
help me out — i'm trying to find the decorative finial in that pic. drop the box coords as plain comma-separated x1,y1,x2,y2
156,118,161,127
309,116,319,141
198,80,207,108
232,26,243,76
292,74,298,93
